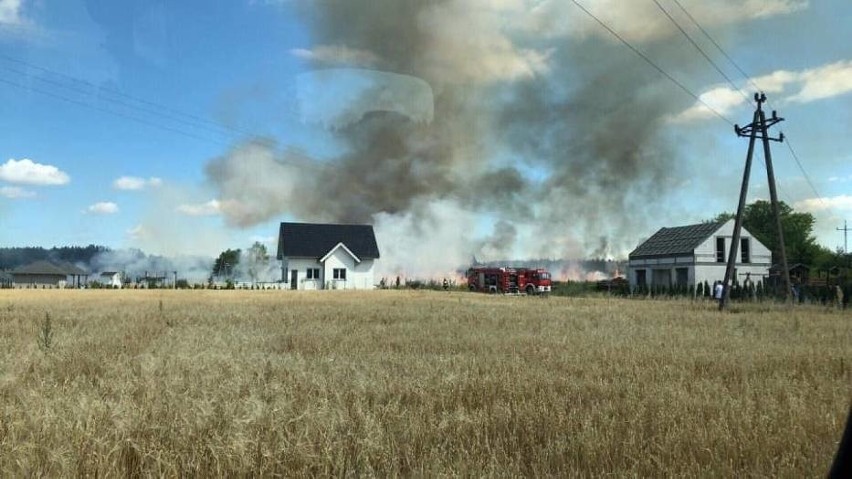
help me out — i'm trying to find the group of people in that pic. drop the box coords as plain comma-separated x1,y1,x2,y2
711,278,845,308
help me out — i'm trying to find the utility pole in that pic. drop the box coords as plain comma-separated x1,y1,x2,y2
838,220,849,254
720,93,790,310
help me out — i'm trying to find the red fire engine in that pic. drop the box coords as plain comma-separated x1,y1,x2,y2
466,267,552,295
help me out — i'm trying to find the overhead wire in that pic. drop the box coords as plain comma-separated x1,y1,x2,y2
667,0,829,210
670,0,764,95
568,0,736,126
651,0,752,106
0,61,334,175
0,53,251,138
0,75,228,146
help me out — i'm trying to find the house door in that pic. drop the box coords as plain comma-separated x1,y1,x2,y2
290,270,298,290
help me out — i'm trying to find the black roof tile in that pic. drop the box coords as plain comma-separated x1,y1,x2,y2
277,222,380,260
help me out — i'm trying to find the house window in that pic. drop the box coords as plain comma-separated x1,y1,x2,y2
306,268,320,279
635,269,646,287
716,237,725,263
333,268,347,280
741,238,750,263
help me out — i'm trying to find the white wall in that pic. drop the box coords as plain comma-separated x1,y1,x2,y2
322,248,375,290
101,273,122,288
286,258,324,290
693,219,772,265
284,253,376,290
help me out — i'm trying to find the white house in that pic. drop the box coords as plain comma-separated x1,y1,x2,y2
277,222,380,290
99,272,123,288
628,219,771,290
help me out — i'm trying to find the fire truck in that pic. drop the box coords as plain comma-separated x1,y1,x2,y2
466,267,552,295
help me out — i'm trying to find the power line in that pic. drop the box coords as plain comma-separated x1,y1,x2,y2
0,75,229,146
0,63,239,142
670,0,764,95
0,54,251,138
567,1,820,209
665,0,830,210
0,70,336,176
651,0,752,106
783,137,826,208
568,0,736,126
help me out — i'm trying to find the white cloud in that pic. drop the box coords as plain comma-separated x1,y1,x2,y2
126,224,148,240
0,0,24,26
176,199,221,216
290,45,380,67
0,185,35,198
87,201,119,215
521,0,807,43
673,60,852,122
113,176,163,191
785,61,852,103
0,158,70,185
794,195,852,213
668,86,748,123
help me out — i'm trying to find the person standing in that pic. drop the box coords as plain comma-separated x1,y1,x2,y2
836,285,845,310
714,281,724,300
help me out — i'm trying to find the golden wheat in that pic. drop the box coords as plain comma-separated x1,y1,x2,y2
0,290,849,477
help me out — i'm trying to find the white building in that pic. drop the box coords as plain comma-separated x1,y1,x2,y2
628,219,771,290
99,272,123,288
277,222,380,290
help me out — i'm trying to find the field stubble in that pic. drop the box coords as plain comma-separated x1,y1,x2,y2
0,290,849,477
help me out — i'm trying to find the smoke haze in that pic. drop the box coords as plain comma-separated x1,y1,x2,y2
205,0,799,276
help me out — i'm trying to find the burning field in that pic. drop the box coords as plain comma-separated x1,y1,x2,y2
1,289,848,476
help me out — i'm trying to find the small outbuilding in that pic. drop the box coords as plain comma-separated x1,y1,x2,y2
628,219,771,290
277,222,380,290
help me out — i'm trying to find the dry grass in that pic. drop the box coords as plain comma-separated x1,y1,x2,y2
0,290,849,477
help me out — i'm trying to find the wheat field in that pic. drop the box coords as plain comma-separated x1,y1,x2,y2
0,289,849,477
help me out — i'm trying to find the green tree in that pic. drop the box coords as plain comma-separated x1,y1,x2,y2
212,249,241,278
712,200,827,266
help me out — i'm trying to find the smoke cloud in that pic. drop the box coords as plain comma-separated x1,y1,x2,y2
206,0,797,276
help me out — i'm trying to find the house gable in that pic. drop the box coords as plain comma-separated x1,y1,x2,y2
319,242,361,264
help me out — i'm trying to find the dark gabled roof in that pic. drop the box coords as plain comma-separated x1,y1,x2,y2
277,222,380,260
629,222,723,259
11,260,88,276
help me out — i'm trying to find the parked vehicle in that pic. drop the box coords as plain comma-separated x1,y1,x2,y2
466,267,552,295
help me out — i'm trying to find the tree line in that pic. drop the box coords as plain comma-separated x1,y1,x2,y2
711,199,848,270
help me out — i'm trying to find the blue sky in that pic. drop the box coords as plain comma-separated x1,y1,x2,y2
0,0,850,274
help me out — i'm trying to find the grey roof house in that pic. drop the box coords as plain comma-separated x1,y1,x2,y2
628,219,771,289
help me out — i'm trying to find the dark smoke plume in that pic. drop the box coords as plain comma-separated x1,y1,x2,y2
205,0,769,274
